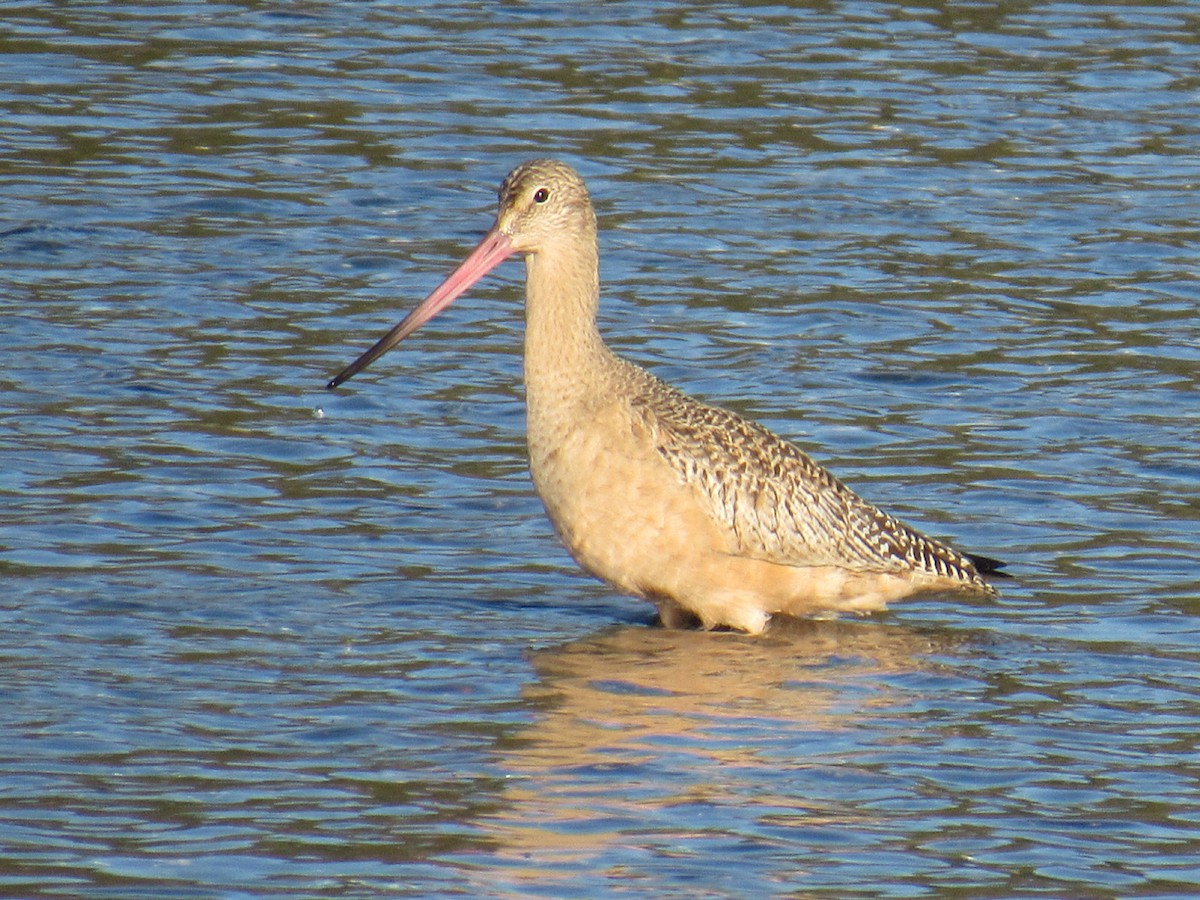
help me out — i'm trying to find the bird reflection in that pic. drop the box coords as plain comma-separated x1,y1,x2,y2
467,618,966,889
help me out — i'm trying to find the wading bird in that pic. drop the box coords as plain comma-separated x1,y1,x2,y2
328,159,1006,633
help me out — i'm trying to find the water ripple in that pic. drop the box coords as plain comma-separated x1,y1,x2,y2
1,1,1198,896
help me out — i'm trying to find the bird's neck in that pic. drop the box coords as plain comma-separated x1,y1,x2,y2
521,239,614,401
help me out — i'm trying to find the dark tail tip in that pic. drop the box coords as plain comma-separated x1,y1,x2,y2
967,553,1012,580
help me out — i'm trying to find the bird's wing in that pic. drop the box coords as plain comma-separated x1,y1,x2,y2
632,378,982,584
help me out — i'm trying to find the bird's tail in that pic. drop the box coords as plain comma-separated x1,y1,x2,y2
966,553,1012,579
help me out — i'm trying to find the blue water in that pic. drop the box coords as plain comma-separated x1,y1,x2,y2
2,2,1198,897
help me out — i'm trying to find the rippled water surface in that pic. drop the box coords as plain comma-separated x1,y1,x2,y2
3,2,1198,897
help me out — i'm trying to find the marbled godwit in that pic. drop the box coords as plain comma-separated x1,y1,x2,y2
328,159,1007,633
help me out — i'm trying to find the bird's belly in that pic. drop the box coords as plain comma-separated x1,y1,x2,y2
527,406,726,599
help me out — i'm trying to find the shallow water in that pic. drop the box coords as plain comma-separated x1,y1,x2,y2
2,1,1198,897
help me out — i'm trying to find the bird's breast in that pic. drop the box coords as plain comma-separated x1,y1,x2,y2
525,390,730,599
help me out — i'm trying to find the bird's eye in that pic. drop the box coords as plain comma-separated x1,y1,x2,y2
533,187,550,204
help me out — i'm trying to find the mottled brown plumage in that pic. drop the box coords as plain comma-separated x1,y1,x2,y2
634,374,994,584
329,158,1006,633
